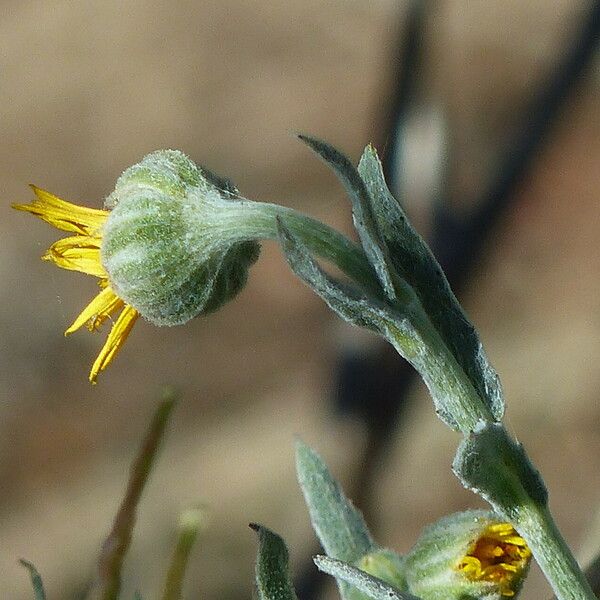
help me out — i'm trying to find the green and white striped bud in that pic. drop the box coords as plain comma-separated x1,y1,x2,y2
101,149,260,326
404,510,531,600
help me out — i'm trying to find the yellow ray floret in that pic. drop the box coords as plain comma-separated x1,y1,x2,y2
14,185,108,235
90,305,139,383
66,285,125,334
13,186,139,383
44,235,106,277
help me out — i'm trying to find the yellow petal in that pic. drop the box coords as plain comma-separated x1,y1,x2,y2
13,185,108,235
43,235,106,277
89,305,139,384
66,286,124,335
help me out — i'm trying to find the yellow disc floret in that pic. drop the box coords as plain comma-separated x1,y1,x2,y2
457,522,531,597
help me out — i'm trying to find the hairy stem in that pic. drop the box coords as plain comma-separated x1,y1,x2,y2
214,199,383,296
387,321,494,432
519,506,596,600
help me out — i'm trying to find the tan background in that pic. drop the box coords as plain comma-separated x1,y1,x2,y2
1,1,599,599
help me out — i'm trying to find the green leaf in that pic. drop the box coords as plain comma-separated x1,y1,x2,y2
452,422,548,522
19,559,47,600
277,218,408,334
250,524,298,600
288,140,497,431
294,441,409,600
357,145,504,423
297,134,399,302
314,556,420,600
278,220,490,431
295,440,375,563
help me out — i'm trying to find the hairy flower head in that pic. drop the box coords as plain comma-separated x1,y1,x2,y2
457,521,530,597
14,150,260,382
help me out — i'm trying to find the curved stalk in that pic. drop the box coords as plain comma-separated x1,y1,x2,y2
212,199,384,297
519,506,596,600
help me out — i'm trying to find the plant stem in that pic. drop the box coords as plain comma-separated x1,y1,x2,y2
214,199,383,296
218,192,594,600
217,198,496,431
162,508,206,600
550,552,600,600
88,395,176,600
387,320,494,432
519,505,597,600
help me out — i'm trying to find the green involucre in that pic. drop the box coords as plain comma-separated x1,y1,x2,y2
101,150,259,325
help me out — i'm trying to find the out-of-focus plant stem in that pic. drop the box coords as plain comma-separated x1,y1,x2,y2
87,392,176,600
161,508,207,600
19,559,47,600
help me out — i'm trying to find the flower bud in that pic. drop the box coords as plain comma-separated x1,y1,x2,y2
404,510,531,599
355,548,408,593
101,150,260,326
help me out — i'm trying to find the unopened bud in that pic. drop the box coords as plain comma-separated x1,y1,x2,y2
404,510,531,599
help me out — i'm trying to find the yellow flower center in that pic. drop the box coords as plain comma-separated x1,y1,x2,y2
457,523,531,597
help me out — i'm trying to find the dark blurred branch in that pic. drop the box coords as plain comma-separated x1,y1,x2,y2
87,392,176,600
432,1,600,278
378,0,430,190
294,4,430,600
344,0,433,524
336,9,433,524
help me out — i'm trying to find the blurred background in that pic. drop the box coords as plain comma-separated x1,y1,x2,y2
1,1,600,598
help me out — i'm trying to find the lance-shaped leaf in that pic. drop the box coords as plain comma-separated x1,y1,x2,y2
278,220,489,431
298,134,400,303
295,442,410,600
278,218,404,334
453,422,548,522
314,556,421,600
250,524,298,600
19,559,47,600
295,439,375,562
357,145,504,424
295,440,377,600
